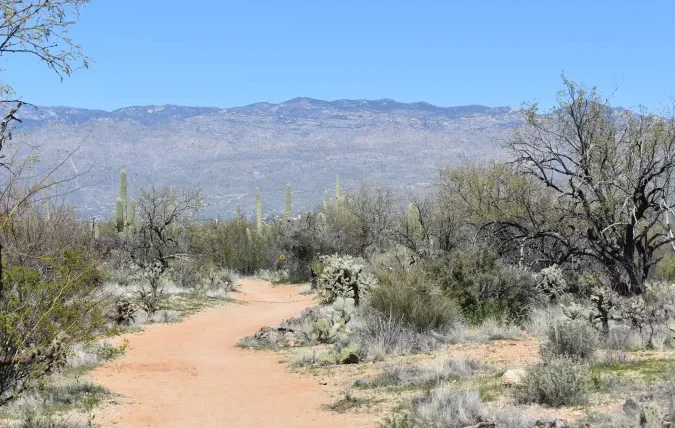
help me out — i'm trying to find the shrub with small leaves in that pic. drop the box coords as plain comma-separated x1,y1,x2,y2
516,357,589,407
541,319,598,361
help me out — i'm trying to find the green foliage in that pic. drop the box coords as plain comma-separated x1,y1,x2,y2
368,264,461,331
656,253,675,282
0,251,104,406
541,319,598,361
516,358,589,407
187,219,274,275
425,249,536,324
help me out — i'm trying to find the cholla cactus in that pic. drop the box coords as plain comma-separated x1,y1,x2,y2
535,264,567,300
317,254,377,305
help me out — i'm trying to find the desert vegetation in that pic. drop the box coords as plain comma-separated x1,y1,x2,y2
2,2,675,427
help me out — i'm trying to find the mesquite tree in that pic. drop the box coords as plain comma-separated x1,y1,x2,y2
123,186,202,313
0,0,91,300
508,78,675,295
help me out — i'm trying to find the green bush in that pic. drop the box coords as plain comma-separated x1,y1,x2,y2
516,358,589,407
0,250,104,406
541,319,598,361
368,265,461,332
423,249,536,324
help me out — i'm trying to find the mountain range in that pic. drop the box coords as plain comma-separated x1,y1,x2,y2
13,98,523,219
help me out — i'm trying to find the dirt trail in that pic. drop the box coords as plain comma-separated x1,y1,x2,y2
91,279,369,428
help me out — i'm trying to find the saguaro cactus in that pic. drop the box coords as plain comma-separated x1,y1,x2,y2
119,167,127,222
246,227,253,245
256,187,262,233
335,175,341,204
236,204,241,225
92,218,100,240
115,167,135,232
115,197,124,232
323,190,329,213
285,183,292,223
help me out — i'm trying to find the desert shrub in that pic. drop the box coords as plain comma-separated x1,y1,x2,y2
410,388,484,428
541,319,598,361
187,220,273,275
617,282,675,349
516,357,589,407
168,256,203,288
424,249,537,324
353,310,445,357
605,325,643,351
655,252,675,282
316,254,376,304
368,265,461,331
0,251,105,406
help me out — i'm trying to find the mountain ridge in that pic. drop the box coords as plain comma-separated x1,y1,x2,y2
12,98,523,219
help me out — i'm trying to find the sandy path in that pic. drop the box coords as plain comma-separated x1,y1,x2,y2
91,279,368,428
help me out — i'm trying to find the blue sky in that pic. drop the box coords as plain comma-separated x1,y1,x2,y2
4,0,674,111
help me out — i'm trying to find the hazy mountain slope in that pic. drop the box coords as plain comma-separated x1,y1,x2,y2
14,98,522,219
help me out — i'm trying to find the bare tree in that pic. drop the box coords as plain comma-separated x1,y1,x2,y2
123,186,202,313
507,77,675,295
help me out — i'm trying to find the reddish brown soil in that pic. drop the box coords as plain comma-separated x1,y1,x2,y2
90,279,370,428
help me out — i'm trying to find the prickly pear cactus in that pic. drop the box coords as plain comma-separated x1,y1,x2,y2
333,296,355,322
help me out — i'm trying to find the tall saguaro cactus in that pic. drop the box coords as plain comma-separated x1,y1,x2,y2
335,175,341,204
119,167,127,223
236,204,241,225
323,190,329,213
115,166,135,232
285,183,292,223
256,187,262,233
115,198,124,232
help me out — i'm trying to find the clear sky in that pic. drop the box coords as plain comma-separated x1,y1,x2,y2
4,0,674,111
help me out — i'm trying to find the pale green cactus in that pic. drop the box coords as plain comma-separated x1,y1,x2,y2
119,167,127,223
115,167,134,232
115,197,124,232
44,199,50,221
246,227,252,245
93,219,100,240
235,204,241,224
285,183,292,223
256,187,262,233
323,190,329,213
